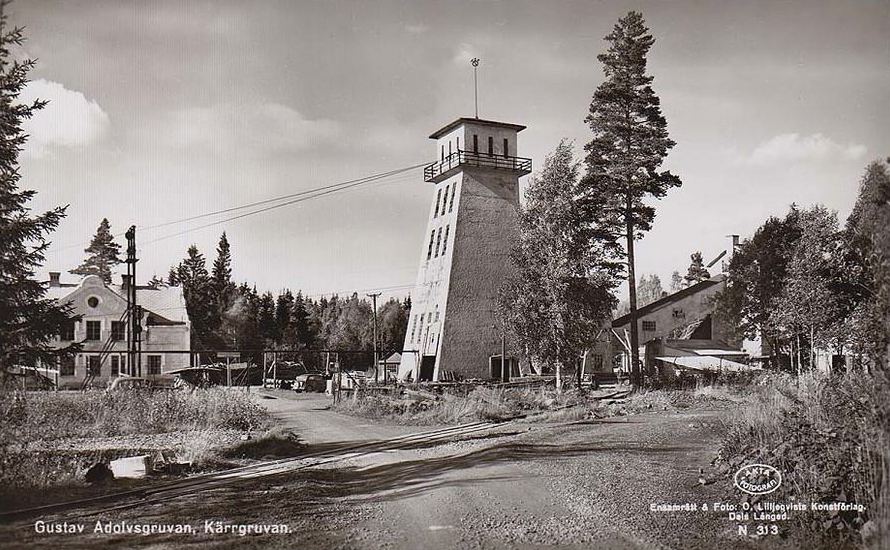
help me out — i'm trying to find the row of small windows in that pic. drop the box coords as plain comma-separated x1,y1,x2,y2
426,224,450,260
433,182,457,218
60,320,126,341
409,309,440,343
441,135,512,160
56,354,161,377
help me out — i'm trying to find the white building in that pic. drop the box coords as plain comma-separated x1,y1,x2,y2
46,273,191,388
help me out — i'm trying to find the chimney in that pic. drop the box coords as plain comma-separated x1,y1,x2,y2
121,274,132,290
49,272,60,287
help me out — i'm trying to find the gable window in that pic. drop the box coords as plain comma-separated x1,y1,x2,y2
111,321,125,341
488,136,493,156
59,321,75,341
503,138,509,157
86,321,101,341
87,355,101,376
448,184,457,212
147,355,162,375
642,320,656,332
59,356,75,377
87,296,100,308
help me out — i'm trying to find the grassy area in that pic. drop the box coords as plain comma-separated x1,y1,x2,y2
715,370,889,549
0,387,272,507
332,383,742,426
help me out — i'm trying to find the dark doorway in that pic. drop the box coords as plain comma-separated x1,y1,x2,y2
419,356,436,381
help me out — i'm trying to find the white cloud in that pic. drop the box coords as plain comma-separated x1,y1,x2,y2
19,79,110,158
733,133,867,165
453,43,479,66
170,102,340,154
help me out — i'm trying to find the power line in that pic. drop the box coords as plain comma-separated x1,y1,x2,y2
141,163,425,246
55,161,428,252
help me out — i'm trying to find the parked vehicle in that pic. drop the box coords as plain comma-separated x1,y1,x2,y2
293,373,327,393
107,376,154,392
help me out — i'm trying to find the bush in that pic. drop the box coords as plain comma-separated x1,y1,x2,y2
716,371,888,548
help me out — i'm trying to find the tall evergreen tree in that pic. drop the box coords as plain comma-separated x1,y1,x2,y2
177,245,215,347
257,292,277,345
582,11,682,385
637,274,664,306
683,252,711,286
69,218,122,283
669,271,684,293
274,289,294,345
0,7,77,373
212,232,233,295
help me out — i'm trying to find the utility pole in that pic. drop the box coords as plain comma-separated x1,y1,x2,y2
125,226,139,376
471,58,480,118
367,292,381,384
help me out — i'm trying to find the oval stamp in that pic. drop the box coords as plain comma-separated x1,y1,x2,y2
734,464,782,495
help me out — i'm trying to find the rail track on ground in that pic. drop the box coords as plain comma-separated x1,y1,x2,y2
0,419,509,523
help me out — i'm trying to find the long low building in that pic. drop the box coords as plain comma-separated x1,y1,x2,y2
45,273,191,389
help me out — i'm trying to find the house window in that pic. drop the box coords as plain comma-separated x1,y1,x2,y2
111,356,119,376
593,354,603,369
147,355,161,375
59,356,75,376
427,231,435,260
503,138,509,157
88,356,101,376
434,188,442,217
642,320,656,332
488,136,493,156
448,184,457,212
86,321,101,341
442,225,450,255
111,321,125,341
473,134,478,153
434,227,443,257
672,309,685,319
59,321,75,341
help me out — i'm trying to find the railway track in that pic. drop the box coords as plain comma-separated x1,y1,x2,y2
0,419,508,523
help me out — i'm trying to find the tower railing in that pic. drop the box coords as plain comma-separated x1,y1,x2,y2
424,149,532,182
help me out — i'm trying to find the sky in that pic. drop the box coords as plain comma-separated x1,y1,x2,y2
13,0,890,300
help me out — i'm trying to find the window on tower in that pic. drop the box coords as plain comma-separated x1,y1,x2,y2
448,184,457,212
441,145,444,161
448,141,452,156
473,134,478,153
434,227,443,257
442,225,450,255
488,136,493,156
456,136,460,151
443,185,450,212
503,138,509,157
434,188,442,217
427,231,435,260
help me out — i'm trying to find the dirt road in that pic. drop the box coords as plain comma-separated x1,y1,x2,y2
0,395,812,550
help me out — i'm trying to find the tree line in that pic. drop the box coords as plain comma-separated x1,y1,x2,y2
716,160,890,372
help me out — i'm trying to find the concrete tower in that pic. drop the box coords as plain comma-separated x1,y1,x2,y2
398,117,531,381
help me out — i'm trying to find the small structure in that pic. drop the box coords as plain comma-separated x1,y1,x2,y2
398,117,532,382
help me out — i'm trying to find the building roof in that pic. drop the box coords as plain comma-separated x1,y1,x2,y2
612,275,725,328
429,117,527,139
45,276,189,324
654,355,761,373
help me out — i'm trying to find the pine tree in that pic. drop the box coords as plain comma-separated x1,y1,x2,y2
669,271,684,293
683,252,711,286
274,289,294,345
212,232,232,295
637,274,664,306
146,274,166,289
177,245,214,347
0,5,77,372
69,218,122,283
257,292,276,345
583,11,682,386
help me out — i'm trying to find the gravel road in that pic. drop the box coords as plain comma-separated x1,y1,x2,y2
0,394,821,550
